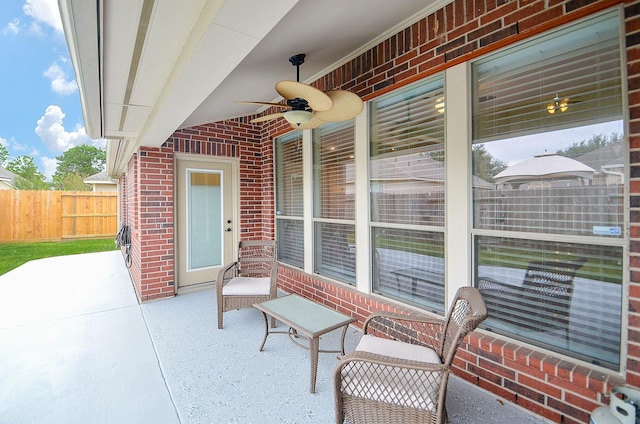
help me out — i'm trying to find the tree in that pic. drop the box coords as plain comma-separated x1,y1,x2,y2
6,155,49,190
556,132,622,158
52,145,106,190
55,172,92,191
0,143,8,167
472,144,507,182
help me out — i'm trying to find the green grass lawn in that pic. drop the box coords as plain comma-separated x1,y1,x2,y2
0,238,116,276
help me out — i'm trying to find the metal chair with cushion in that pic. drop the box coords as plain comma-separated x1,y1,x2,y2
334,287,487,424
216,240,277,329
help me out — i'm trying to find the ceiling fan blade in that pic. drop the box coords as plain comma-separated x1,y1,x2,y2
235,100,290,109
250,112,284,123
314,90,364,122
275,81,333,112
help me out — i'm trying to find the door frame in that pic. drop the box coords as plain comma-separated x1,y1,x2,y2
174,153,240,294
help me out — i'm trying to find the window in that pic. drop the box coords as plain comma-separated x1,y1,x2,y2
275,132,304,267
472,11,625,369
313,121,356,284
370,76,446,313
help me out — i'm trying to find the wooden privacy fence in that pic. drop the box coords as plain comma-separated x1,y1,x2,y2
0,190,118,242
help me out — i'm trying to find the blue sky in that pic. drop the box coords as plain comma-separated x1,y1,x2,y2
0,0,103,180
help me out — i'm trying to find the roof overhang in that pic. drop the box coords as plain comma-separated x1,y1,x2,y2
58,0,450,178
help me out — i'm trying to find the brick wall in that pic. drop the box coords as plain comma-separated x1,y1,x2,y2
625,0,640,392
122,117,272,301
135,146,174,301
125,154,142,298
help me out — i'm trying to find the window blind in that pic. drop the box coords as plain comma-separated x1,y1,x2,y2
313,121,355,220
475,235,622,369
372,227,445,314
312,121,356,284
275,132,304,267
370,76,445,226
473,12,622,142
275,132,303,217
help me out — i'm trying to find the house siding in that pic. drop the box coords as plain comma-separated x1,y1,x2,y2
121,0,639,422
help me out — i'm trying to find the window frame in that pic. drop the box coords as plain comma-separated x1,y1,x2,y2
469,10,628,370
312,121,357,284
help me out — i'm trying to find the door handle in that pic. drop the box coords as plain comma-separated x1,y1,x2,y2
225,228,232,232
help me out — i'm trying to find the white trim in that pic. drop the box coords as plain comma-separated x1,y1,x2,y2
354,105,371,293
444,63,472,308
303,130,314,274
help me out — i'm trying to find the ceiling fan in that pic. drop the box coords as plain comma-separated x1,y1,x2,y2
238,54,364,129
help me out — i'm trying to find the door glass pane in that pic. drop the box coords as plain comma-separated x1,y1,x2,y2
189,171,222,270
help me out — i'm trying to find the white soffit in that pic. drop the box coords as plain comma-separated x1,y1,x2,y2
138,0,299,147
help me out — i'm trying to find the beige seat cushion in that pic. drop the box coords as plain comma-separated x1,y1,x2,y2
356,335,442,364
222,277,271,296
340,334,443,410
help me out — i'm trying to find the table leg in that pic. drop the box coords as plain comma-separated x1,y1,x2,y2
258,311,270,352
309,337,319,393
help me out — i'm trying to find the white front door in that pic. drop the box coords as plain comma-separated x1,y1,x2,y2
176,157,237,292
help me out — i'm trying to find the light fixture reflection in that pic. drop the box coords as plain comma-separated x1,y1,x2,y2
435,97,445,114
546,94,568,114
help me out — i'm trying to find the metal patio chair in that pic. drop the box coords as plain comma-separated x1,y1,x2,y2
216,240,277,329
334,287,487,424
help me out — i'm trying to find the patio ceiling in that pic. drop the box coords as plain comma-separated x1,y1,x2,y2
58,0,451,178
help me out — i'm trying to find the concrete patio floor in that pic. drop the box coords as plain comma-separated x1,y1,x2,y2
0,250,552,423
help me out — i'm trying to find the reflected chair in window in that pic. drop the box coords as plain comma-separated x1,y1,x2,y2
216,240,277,329
477,259,586,339
334,287,487,424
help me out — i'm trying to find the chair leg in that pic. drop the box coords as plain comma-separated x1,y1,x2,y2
218,309,223,329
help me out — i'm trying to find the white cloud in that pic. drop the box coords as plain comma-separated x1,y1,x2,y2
23,0,62,33
3,18,21,35
35,105,92,152
40,156,58,181
0,136,31,154
44,62,78,95
90,137,106,149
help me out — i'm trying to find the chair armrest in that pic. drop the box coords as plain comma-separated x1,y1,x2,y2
216,261,238,290
363,311,444,352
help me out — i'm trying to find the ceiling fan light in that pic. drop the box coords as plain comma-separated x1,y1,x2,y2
283,110,313,126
